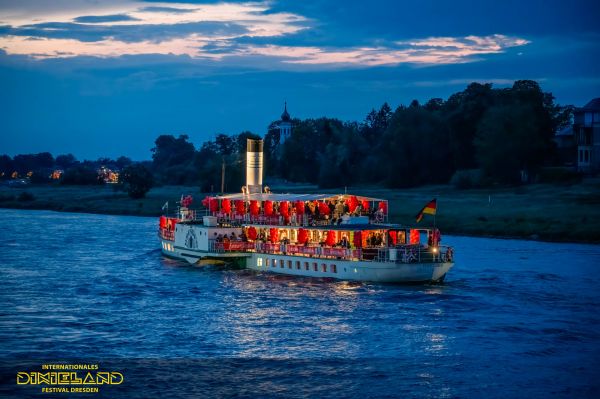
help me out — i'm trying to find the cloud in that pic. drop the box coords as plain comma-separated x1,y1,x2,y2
74,14,140,23
0,1,529,68
138,6,196,14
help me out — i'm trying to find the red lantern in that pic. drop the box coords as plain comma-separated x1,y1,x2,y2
326,230,336,246
210,198,219,212
222,199,231,213
298,228,308,244
378,201,387,214
264,200,273,216
235,200,245,215
182,195,193,208
346,196,358,213
201,196,210,207
318,202,330,215
250,200,259,216
362,200,370,211
159,216,167,229
270,228,278,243
295,201,305,214
389,231,397,246
247,226,257,241
280,201,289,217
353,231,362,248
409,229,419,244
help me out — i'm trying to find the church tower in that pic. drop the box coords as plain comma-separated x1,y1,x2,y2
279,102,292,144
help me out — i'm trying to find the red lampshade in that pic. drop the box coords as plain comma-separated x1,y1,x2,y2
222,199,231,213
264,200,273,216
250,200,259,216
235,200,245,215
280,201,289,217
270,228,278,243
326,230,336,246
298,228,308,244
295,201,305,214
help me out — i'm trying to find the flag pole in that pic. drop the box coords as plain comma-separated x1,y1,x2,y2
434,198,437,230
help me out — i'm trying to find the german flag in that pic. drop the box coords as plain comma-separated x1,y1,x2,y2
415,199,437,223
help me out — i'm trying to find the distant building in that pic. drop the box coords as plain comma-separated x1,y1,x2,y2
554,125,575,167
573,98,600,173
279,102,292,144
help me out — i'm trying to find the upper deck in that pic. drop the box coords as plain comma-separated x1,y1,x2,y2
198,192,390,228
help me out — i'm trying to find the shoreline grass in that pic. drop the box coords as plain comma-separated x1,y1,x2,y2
1,180,599,244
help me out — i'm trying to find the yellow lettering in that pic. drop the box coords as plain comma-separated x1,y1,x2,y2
71,371,82,384
38,372,51,385
82,372,95,384
110,372,124,385
96,372,109,384
16,372,31,385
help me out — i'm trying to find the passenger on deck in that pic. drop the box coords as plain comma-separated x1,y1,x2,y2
339,236,349,248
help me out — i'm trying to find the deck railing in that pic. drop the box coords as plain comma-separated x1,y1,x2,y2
206,239,453,263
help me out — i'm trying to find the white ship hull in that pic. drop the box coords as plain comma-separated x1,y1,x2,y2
160,237,452,283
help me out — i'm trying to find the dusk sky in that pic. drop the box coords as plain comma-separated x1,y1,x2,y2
1,0,599,160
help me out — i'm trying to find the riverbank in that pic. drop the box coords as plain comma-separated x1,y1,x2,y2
1,180,599,243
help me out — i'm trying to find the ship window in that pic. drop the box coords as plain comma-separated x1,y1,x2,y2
280,259,284,268
304,262,309,270
322,263,327,272
273,259,278,267
331,264,337,273
288,260,292,269
296,261,301,270
257,258,263,267
313,262,318,271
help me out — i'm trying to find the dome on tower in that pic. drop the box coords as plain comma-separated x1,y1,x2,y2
281,102,291,122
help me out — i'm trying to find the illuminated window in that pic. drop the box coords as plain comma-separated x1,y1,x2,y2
273,259,277,267
257,258,263,267
266,258,270,267
313,262,318,272
331,264,337,273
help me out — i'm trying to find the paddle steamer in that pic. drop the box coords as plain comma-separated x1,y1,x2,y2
158,139,454,283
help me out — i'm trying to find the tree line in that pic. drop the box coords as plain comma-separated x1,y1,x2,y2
1,80,573,196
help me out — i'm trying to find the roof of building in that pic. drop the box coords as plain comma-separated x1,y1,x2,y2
580,98,600,111
281,101,291,122
215,192,385,202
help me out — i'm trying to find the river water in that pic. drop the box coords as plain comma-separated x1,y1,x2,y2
0,209,598,398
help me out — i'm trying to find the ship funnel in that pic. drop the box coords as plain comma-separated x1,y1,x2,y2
246,139,263,194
